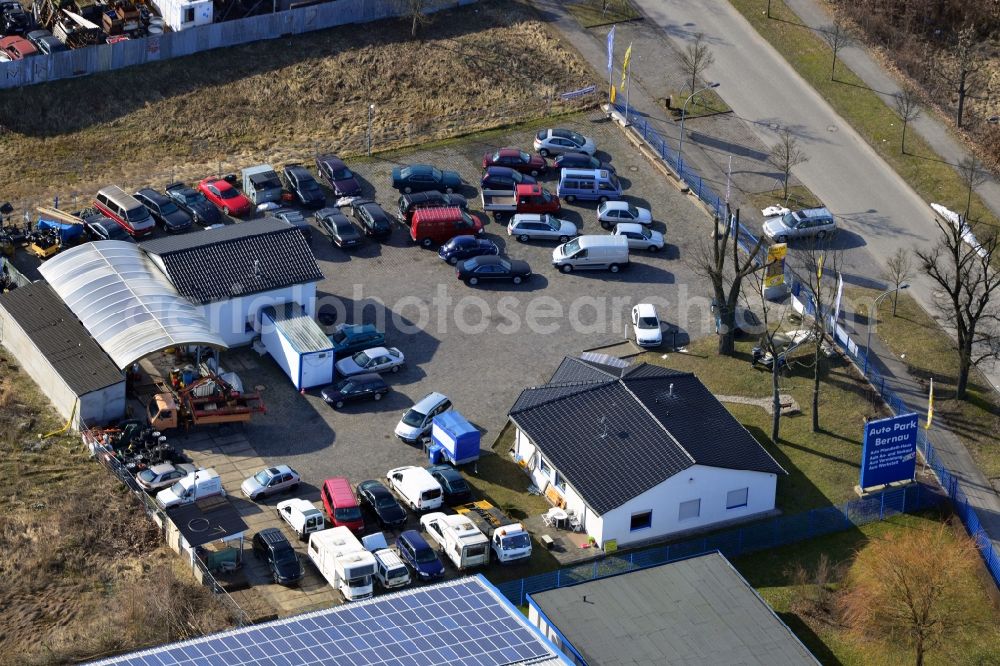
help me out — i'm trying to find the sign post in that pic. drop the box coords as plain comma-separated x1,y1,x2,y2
858,413,919,491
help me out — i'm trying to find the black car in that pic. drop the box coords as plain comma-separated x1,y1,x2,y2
1,2,31,36
316,208,362,248
165,182,222,227
480,166,536,191
397,191,469,224
320,373,389,409
438,235,499,265
81,211,133,242
252,528,304,586
391,164,462,194
134,188,193,233
315,154,361,197
426,464,472,505
457,255,531,286
356,480,407,529
554,152,615,173
282,164,325,209
351,200,392,239
26,29,65,54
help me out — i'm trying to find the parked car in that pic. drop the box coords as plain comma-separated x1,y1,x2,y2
438,235,499,265
386,466,443,512
240,464,301,501
135,462,197,492
273,207,312,244
321,373,389,409
762,207,836,243
198,177,253,217
409,206,482,248
316,208,362,248
81,212,134,242
350,200,393,239
276,498,326,540
282,164,325,209
315,153,361,197
397,191,469,225
507,213,577,243
480,166,536,191
554,152,614,173
631,303,663,347
425,464,472,505
320,477,365,533
613,222,664,252
165,182,222,227
0,34,35,59
458,255,532,286
134,188,193,233
252,528,304,586
391,164,461,194
356,480,407,530
396,529,445,580
1,2,31,36
482,148,548,177
394,392,452,444
334,346,405,376
597,201,652,229
533,128,596,156
328,323,385,359
26,29,64,54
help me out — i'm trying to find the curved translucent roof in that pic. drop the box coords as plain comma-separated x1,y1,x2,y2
38,241,228,369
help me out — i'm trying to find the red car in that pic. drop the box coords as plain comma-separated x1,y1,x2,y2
198,177,253,217
0,36,37,60
482,147,548,177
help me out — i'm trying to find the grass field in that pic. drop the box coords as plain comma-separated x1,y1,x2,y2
0,0,594,209
746,185,824,213
565,0,641,28
735,510,1000,665
728,0,999,230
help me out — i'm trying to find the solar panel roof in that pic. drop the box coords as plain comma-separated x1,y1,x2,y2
88,576,566,666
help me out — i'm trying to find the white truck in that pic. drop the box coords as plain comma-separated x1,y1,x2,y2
362,532,412,590
155,468,225,509
455,501,532,564
308,526,376,601
419,512,490,570
276,497,326,540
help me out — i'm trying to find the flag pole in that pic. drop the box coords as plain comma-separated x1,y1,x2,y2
624,64,631,126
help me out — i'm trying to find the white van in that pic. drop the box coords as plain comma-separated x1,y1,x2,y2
551,234,629,273
156,468,224,509
276,497,326,540
386,466,444,511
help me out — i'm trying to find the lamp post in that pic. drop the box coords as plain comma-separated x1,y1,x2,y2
677,82,720,173
367,104,375,157
864,284,909,376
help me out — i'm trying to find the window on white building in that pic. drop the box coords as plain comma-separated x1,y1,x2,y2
678,499,701,521
538,456,551,477
630,511,652,531
554,471,567,493
726,487,749,509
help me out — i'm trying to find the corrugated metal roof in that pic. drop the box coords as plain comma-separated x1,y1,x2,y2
263,303,332,354
38,241,228,370
0,282,124,395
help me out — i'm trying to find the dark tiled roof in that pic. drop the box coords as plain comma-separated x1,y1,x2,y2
509,357,785,514
140,219,324,304
0,282,123,395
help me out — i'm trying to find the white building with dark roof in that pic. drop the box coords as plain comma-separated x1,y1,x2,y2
509,355,786,549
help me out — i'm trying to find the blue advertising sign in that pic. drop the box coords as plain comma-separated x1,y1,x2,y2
860,413,919,488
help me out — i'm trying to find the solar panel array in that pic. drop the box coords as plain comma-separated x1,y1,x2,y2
91,578,557,666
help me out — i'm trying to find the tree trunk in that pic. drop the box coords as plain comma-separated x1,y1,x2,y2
892,291,899,316
771,362,781,443
812,346,821,432
717,303,737,356
411,12,419,38
831,52,837,80
957,344,972,399
957,70,967,128
901,121,908,155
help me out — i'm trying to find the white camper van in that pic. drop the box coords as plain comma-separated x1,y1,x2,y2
308,526,376,601
419,512,490,569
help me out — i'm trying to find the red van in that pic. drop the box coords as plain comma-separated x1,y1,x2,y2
320,477,365,534
410,206,483,248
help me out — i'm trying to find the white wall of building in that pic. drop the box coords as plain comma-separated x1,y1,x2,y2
197,284,317,347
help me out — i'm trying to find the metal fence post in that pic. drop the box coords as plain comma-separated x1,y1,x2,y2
879,492,885,520
520,578,525,607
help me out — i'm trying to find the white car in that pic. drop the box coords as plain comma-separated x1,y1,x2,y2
631,304,663,347
335,346,405,376
532,128,596,157
508,214,577,243
395,392,452,444
761,207,836,243
613,223,664,252
135,462,197,492
597,201,653,229
241,464,301,501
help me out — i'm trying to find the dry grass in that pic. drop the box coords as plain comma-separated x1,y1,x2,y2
0,351,237,664
0,1,595,210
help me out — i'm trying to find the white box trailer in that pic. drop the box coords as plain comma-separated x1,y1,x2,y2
259,303,334,390
308,527,376,602
152,0,212,31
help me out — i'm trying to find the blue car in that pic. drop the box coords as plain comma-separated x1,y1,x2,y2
396,530,445,580
328,324,386,359
391,164,462,194
437,235,499,265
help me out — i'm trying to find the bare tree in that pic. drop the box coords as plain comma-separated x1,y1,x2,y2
396,0,434,38
821,18,853,81
688,206,765,356
679,33,715,97
769,128,808,200
957,156,988,220
881,247,913,316
915,214,1000,400
943,26,987,128
893,85,922,154
746,268,792,444
800,245,841,433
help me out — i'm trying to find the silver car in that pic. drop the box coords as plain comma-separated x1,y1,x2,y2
613,223,664,252
597,201,653,229
762,207,836,243
241,464,301,501
533,128,596,157
508,214,578,243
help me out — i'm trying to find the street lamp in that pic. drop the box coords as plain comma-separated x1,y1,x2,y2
367,104,375,157
864,283,909,376
677,82,720,173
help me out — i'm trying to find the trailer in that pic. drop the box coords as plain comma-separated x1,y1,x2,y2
419,512,489,569
455,500,532,564
152,0,212,31
258,303,334,390
428,411,480,465
241,164,283,206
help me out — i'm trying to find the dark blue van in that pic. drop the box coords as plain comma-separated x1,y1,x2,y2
396,530,445,580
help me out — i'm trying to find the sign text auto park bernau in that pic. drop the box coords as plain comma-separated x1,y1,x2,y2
859,413,919,488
